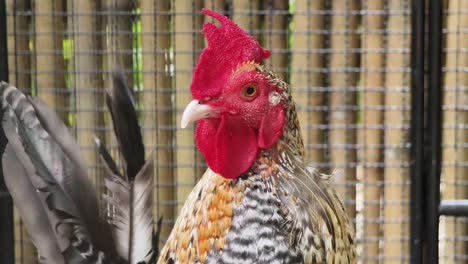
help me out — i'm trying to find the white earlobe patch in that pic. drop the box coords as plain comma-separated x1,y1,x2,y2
268,91,282,106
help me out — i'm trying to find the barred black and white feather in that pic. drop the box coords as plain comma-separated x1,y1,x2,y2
1,75,161,264
0,81,119,263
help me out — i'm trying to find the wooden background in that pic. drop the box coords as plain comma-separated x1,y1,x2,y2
4,0,467,263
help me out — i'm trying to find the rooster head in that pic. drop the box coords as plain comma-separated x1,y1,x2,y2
181,9,285,179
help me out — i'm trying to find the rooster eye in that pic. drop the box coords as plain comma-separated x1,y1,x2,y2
242,85,257,98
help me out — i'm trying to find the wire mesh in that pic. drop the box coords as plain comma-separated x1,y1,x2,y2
2,0,467,263
439,1,468,263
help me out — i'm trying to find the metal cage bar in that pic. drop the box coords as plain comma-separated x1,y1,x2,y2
439,200,468,217
425,0,443,262
409,0,425,262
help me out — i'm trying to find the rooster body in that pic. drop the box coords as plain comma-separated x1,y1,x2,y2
159,10,356,262
160,166,355,263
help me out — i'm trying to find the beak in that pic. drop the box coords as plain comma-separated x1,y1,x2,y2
181,100,218,128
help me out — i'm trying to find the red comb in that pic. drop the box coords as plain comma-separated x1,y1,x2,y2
190,9,270,100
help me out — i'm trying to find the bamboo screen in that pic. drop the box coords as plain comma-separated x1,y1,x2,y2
3,0,467,263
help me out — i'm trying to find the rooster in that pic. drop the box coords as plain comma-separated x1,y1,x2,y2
0,8,356,264
157,9,356,264
0,73,161,263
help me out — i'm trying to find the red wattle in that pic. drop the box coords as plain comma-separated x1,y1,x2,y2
196,116,258,179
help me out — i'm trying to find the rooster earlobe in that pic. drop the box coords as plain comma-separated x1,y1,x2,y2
258,106,285,149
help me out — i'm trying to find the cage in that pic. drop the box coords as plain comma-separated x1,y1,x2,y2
0,0,466,263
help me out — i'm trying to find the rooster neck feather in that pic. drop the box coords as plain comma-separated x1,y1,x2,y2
252,65,305,159
250,67,355,260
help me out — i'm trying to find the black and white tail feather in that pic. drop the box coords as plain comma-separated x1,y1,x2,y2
0,73,161,264
98,72,161,263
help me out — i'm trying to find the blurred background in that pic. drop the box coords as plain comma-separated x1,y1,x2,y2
0,0,466,263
